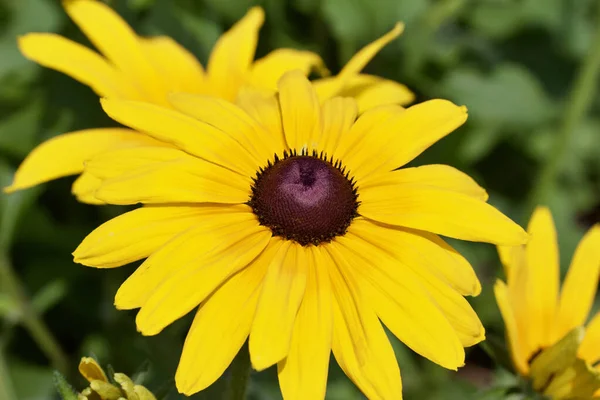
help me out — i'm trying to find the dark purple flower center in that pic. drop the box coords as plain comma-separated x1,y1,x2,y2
249,150,359,246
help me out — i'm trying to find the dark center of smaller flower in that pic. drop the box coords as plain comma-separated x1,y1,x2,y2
249,150,359,246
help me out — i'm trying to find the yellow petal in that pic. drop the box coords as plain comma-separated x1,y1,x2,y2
114,205,258,309
94,158,250,205
278,70,321,152
140,36,205,95
325,249,402,399
530,327,584,391
348,218,480,297
315,23,404,101
337,74,414,113
235,89,285,143
18,34,141,99
579,312,600,364
543,359,600,400
175,239,278,395
73,205,230,268
360,164,488,201
84,146,188,180
494,280,529,375
555,225,600,341
135,216,271,335
521,207,559,349
4,128,157,193
330,237,466,369
100,98,258,176
338,100,468,182
250,48,327,91
277,247,332,400
133,385,156,400
90,380,121,400
167,93,277,163
113,373,138,400
339,23,404,79
78,357,108,383
206,7,264,100
250,242,308,371
64,0,166,102
359,181,528,245
346,221,484,347
497,244,526,282
319,97,358,158
72,173,105,204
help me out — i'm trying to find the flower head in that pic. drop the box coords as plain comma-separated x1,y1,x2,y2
495,206,600,399
6,0,413,196
71,71,527,398
77,357,156,400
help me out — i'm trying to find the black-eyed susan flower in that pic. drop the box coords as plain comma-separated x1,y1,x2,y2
6,0,413,197
495,206,600,399
69,71,527,399
76,357,156,400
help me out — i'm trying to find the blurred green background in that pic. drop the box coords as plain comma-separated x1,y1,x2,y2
0,0,599,399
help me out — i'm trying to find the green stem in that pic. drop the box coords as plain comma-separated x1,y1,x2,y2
226,344,251,400
0,348,17,400
0,255,68,374
528,5,600,210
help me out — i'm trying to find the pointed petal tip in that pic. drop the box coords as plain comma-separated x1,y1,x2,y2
391,22,405,37
247,6,265,23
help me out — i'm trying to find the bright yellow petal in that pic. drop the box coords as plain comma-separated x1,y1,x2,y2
64,0,166,102
348,218,480,296
319,97,358,158
4,128,158,193
359,181,528,245
494,280,529,375
523,207,559,349
555,225,600,341
167,93,277,163
497,244,526,283
530,327,584,391
235,89,285,144
93,158,250,205
337,100,468,181
114,206,256,309
78,357,108,383
72,173,105,204
277,246,332,400
346,220,484,347
73,205,231,268
337,74,414,112
315,23,404,101
175,239,277,395
250,242,307,371
135,216,271,335
100,98,259,176
84,146,188,180
140,36,205,94
360,164,488,201
278,70,322,152
325,249,402,399
543,359,600,400
206,7,264,100
579,312,600,364
250,48,327,91
18,34,141,99
329,237,466,369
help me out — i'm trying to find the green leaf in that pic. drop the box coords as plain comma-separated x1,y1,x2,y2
0,293,20,322
441,64,555,128
30,280,67,315
8,360,55,400
52,371,78,400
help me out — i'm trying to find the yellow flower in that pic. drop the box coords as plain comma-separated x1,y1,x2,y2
69,71,526,399
495,206,600,399
77,357,156,400
6,0,413,196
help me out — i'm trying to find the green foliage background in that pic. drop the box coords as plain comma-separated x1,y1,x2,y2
0,0,599,399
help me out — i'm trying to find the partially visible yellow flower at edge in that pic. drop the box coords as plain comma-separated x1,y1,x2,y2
5,0,413,196
495,206,600,399
77,357,156,400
